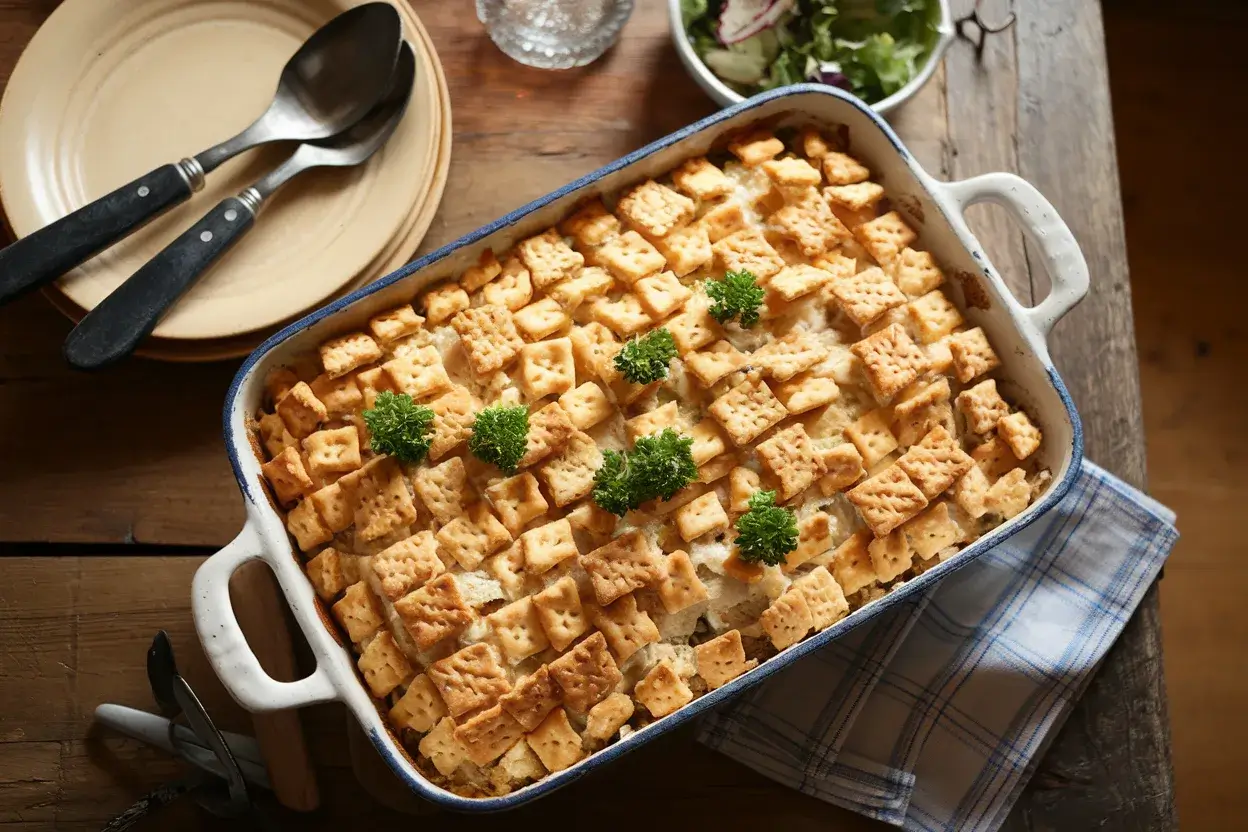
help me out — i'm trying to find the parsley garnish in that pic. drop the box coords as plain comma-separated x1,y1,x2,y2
613,328,678,385
734,490,799,566
706,269,765,327
592,428,698,517
362,391,435,463
469,405,529,474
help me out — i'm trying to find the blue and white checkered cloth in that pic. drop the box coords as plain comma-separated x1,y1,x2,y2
697,459,1178,831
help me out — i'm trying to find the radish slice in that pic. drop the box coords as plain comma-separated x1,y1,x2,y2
717,0,794,46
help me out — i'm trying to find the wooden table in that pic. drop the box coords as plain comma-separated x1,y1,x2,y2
0,1,1174,829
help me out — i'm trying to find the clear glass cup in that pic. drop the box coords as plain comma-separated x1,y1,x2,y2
476,0,635,70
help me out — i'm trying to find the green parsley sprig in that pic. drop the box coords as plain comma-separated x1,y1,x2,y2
734,490,799,566
706,269,765,327
614,328,678,385
469,405,529,474
592,428,698,517
363,391,435,464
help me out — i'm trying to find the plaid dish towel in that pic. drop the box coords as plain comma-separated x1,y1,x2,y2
697,459,1178,831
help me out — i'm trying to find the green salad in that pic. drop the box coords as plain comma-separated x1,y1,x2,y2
681,0,943,105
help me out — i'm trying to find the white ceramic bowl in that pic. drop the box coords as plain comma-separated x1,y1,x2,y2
668,0,955,114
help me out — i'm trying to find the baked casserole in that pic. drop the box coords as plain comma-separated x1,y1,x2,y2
252,122,1050,797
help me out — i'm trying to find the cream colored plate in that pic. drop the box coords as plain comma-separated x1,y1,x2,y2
41,2,452,362
0,0,441,340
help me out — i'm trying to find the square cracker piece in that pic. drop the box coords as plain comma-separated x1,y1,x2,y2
519,402,576,469
389,674,447,734
771,188,852,258
903,501,964,559
822,151,871,185
708,372,788,446
517,228,585,290
261,446,313,505
394,573,474,650
369,530,444,601
634,661,693,718
671,156,734,200
579,529,664,606
750,331,828,382
892,247,946,297
419,717,470,776
483,257,534,311
633,270,693,319
435,503,512,570
519,517,579,574
774,372,840,415
855,211,917,267
486,597,550,662
793,566,849,630
948,327,1001,383
331,581,384,644
499,664,561,731
851,322,929,402
320,331,382,378
485,472,549,536
699,200,749,243
527,708,585,773
626,401,679,443
286,500,331,551
675,492,730,542
558,382,613,431
666,303,723,355
410,456,468,524
869,529,913,582
519,338,576,400
818,443,866,495
847,464,929,537
908,289,964,343
560,199,621,249
547,631,622,713
547,266,615,312
587,294,655,338
956,379,1011,435
350,457,418,543
450,306,525,376
845,408,898,468
896,424,975,499
305,547,347,601
453,704,525,766
823,181,886,213
589,593,660,662
276,382,327,438
369,303,423,344
728,129,784,166
426,643,512,718
427,386,476,462
596,230,667,284
762,157,822,189
695,629,758,690
617,180,695,239
460,249,503,293
760,587,814,650
383,346,453,401
828,266,908,327
770,263,834,302
712,228,785,282
538,430,602,508
358,631,413,698
421,283,469,325
685,340,747,387
825,530,878,595
756,423,826,502
658,549,710,613
584,693,635,743
531,575,590,651
998,410,1042,459
513,297,571,342
653,223,713,277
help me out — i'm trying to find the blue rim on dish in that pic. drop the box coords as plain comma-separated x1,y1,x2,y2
221,82,1085,812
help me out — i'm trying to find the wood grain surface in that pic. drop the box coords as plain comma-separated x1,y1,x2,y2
0,0,1173,829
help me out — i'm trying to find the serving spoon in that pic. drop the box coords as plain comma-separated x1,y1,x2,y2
63,44,418,371
0,2,402,306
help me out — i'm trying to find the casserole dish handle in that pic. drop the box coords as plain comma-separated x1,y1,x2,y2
193,521,339,712
935,172,1090,342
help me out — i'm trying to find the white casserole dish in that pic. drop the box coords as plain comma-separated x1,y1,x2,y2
192,84,1088,812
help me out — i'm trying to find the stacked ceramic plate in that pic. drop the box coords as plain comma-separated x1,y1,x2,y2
0,0,451,361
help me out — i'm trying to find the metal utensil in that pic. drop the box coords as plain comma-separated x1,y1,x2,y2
63,43,417,371
0,2,402,306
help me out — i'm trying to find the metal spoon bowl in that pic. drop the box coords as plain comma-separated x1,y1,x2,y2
0,3,402,306
63,44,418,371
